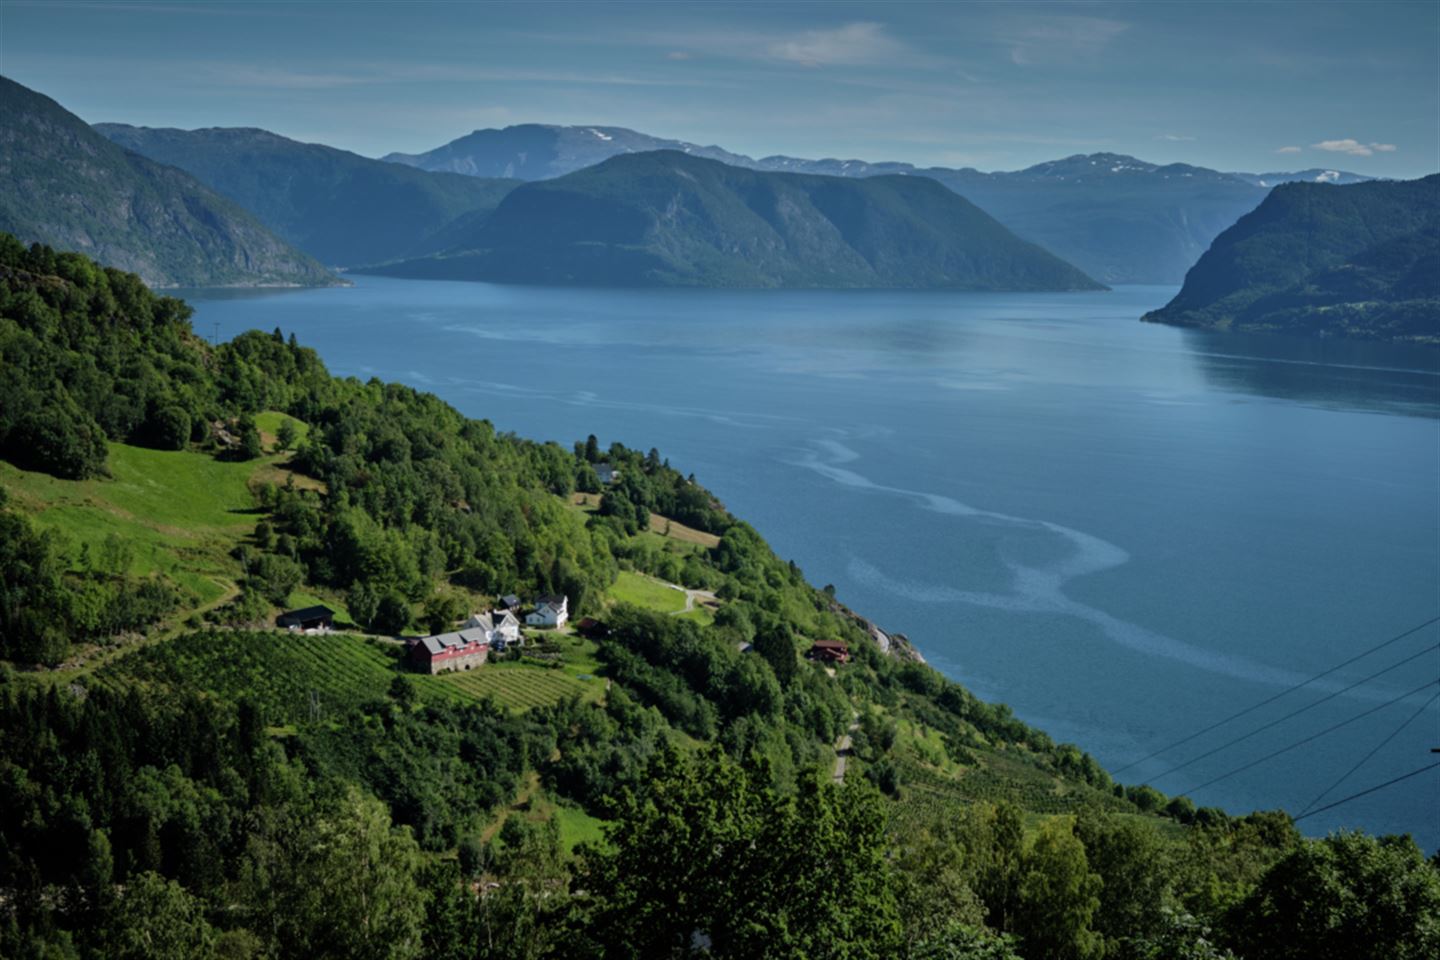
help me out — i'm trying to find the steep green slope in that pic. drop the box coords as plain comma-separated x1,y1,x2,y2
1142,175,1440,343
361,150,1104,291
0,76,337,288
95,124,520,267
4,239,1436,960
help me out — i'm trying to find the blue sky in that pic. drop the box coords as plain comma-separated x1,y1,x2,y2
2,0,1436,176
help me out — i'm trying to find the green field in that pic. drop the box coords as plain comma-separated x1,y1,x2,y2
255,411,310,448
676,605,716,627
608,570,687,613
548,799,608,854
0,441,268,604
436,659,605,711
95,631,409,723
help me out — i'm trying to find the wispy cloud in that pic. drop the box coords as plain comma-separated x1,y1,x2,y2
1275,145,1303,154
1155,133,1195,142
766,22,904,67
637,21,918,69
1001,15,1130,66
1312,138,1397,156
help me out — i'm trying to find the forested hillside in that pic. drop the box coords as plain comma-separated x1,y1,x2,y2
1143,175,1440,343
0,77,337,288
2,236,1436,960
362,151,1104,291
95,124,520,268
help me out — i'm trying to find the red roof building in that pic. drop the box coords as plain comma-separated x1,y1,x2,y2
410,628,490,674
807,639,851,664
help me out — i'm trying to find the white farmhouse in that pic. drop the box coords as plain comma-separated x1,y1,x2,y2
526,594,569,629
595,463,620,485
464,609,523,645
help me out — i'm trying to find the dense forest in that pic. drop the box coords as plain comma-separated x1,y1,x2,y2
1142,175,1440,343
1,236,1437,959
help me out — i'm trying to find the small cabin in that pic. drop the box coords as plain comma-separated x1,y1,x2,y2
276,605,335,633
574,617,608,639
807,639,851,664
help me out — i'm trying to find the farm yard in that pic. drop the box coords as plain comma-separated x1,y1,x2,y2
98,629,609,723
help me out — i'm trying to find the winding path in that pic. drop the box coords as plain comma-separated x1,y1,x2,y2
646,575,717,617
832,713,860,784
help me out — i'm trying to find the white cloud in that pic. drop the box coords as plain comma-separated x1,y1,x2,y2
765,22,905,67
1002,16,1130,66
628,21,915,69
1155,134,1195,142
1312,138,1398,157
1275,146,1302,154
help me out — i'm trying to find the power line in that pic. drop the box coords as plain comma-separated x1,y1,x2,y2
1299,690,1439,817
1175,678,1438,799
1145,642,1439,783
1114,613,1440,776
1293,761,1440,823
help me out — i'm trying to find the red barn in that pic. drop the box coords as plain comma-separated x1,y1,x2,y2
410,628,490,674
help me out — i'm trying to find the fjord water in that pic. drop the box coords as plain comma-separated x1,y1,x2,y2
186,277,1440,849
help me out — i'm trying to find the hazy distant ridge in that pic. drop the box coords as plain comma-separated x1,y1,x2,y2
382,124,1374,284
96,123,520,268
361,150,1104,291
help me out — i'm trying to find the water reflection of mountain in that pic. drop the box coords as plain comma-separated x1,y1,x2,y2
1184,330,1440,419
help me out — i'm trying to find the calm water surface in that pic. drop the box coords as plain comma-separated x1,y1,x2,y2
185,277,1440,849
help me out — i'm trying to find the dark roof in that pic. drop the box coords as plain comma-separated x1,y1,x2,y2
810,640,848,651
277,605,335,625
415,628,488,657
536,594,566,606
501,594,522,607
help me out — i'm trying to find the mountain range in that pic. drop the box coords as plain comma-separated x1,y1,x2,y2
0,76,336,288
1143,175,1440,344
95,124,520,268
384,123,1374,284
3,76,1418,317
381,122,754,180
359,150,1104,291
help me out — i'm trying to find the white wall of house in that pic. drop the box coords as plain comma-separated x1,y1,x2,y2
525,599,568,628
